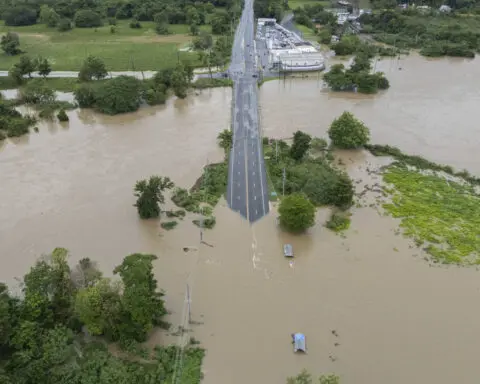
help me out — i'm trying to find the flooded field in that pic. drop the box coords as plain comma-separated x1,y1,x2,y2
1,54,480,384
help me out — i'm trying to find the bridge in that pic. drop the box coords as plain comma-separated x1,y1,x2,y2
226,0,270,223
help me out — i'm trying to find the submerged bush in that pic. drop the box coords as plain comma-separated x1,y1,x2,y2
326,211,351,232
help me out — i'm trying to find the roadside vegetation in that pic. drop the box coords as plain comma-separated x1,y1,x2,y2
0,0,241,71
0,248,205,383
264,126,359,233
366,145,480,265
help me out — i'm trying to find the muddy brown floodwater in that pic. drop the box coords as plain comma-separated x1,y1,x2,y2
1,53,480,384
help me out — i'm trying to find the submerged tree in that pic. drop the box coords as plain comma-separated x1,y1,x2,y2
278,193,315,232
217,128,233,152
328,112,370,149
290,131,312,161
134,176,174,219
113,253,167,342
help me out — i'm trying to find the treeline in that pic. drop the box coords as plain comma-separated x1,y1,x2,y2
254,0,285,20
0,0,241,36
0,248,205,383
359,10,480,58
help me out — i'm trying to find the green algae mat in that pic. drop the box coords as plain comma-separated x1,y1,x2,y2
382,165,480,265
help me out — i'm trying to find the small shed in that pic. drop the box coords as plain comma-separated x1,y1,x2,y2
293,333,306,353
283,244,293,257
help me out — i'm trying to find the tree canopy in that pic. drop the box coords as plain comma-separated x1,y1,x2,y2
134,176,174,219
0,248,204,384
278,193,316,232
328,112,371,149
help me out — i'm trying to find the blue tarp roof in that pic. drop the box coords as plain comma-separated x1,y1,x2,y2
294,333,306,351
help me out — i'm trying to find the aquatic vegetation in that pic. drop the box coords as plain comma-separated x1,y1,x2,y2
382,165,480,265
161,221,178,230
326,211,351,232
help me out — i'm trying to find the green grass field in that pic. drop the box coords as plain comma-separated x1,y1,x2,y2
0,21,211,71
288,0,331,10
295,23,317,40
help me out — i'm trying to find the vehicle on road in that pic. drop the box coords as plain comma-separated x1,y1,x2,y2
284,244,293,257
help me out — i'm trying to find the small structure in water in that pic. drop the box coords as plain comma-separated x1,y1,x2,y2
292,333,306,353
284,244,293,257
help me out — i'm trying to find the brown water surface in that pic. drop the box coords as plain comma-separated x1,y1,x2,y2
1,54,480,384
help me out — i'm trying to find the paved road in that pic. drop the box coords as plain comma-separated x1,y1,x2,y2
226,0,269,223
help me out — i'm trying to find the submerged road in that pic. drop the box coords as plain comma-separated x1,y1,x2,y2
226,0,269,223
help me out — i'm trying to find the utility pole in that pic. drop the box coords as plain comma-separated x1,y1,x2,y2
282,167,286,196
186,284,191,325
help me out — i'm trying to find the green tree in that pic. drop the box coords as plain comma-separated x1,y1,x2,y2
171,63,190,99
74,83,97,107
36,57,52,78
74,278,122,338
1,32,21,55
190,23,200,36
278,193,315,232
94,76,142,114
154,12,170,35
113,254,167,342
57,18,72,32
134,176,174,219
328,112,370,149
39,5,60,27
78,55,108,81
22,248,76,327
217,129,233,152
290,131,312,161
17,56,37,78
193,31,213,50
74,10,103,28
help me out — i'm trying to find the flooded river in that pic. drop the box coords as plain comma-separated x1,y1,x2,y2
1,53,480,384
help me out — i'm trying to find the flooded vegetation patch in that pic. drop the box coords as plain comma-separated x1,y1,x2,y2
161,220,178,230
381,164,480,265
192,77,233,89
0,248,205,383
0,97,36,137
171,162,227,229
366,144,480,186
325,211,351,233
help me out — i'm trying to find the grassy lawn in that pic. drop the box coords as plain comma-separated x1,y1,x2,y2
0,20,212,71
382,165,480,265
288,0,331,10
295,23,317,41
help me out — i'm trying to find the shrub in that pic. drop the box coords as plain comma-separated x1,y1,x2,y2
57,18,72,32
1,32,21,55
129,18,141,28
326,211,351,232
161,221,178,230
74,83,97,107
57,109,69,121
278,193,315,232
20,79,56,105
74,10,102,28
94,76,143,115
328,112,370,149
144,88,167,105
